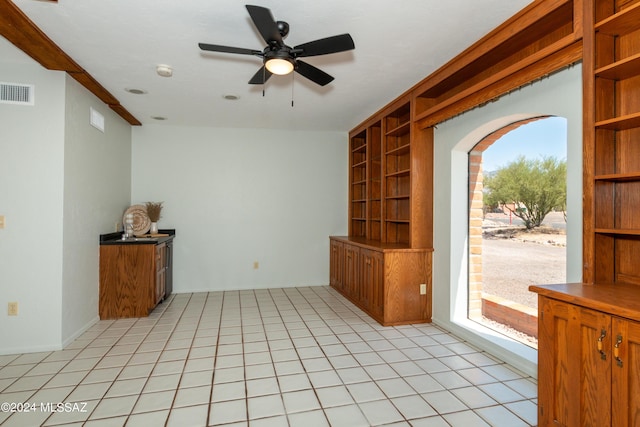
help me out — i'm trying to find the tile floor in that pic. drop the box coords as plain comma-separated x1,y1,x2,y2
0,286,537,427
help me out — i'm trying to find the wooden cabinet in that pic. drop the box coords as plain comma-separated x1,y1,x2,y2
531,283,640,427
584,0,640,284
99,238,173,319
339,93,434,325
330,236,432,326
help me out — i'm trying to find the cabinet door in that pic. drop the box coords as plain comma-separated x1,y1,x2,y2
154,243,166,305
330,240,345,291
344,245,360,299
360,249,384,319
538,297,611,427
611,317,640,427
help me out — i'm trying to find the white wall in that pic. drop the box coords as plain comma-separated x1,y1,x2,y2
431,64,583,376
0,58,132,355
61,75,132,346
132,125,348,292
0,63,66,353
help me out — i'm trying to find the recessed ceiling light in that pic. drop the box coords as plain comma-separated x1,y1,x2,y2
125,88,147,95
151,116,167,121
223,94,240,100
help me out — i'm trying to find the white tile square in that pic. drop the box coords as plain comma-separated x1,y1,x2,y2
479,382,527,403
245,363,275,380
504,378,537,399
166,404,209,427
336,367,370,384
430,371,472,389
505,399,538,425
286,409,329,427
315,385,354,407
211,381,246,402
442,410,491,427
358,399,404,425
180,369,214,388
174,385,211,407
143,373,181,393
346,381,386,403
104,378,147,397
282,389,321,413
375,377,416,398
246,376,280,397
475,405,529,427
213,366,245,384
277,373,311,393
133,390,177,413
324,404,369,427
247,394,285,419
301,357,333,372
421,390,468,414
308,370,342,388
451,386,497,409
391,394,438,419
209,398,247,425
90,395,137,419
363,364,398,380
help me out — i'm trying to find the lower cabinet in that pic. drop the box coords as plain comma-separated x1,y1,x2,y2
100,242,168,319
531,283,640,427
329,236,432,325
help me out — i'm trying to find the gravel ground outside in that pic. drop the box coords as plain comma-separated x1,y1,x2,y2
478,212,567,345
482,212,567,311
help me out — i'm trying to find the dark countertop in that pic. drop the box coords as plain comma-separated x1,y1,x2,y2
100,229,176,245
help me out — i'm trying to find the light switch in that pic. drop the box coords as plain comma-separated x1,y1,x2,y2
0,215,5,229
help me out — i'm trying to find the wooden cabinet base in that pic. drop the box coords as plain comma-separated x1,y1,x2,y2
330,236,432,326
99,243,167,319
530,283,640,427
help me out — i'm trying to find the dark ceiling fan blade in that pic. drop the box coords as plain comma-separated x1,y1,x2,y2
295,60,334,86
246,5,282,46
248,66,273,84
199,43,262,56
294,34,355,57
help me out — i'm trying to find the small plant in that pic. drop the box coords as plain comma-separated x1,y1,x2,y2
145,202,163,222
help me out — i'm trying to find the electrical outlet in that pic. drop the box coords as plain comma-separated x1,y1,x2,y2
0,215,5,229
8,302,18,316
115,221,121,232
253,261,259,269
419,284,427,295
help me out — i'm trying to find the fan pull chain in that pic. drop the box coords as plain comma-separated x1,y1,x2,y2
291,71,295,107
262,66,266,97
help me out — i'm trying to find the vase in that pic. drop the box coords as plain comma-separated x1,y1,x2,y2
150,222,158,235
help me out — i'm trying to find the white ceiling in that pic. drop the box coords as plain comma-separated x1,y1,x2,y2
7,0,532,131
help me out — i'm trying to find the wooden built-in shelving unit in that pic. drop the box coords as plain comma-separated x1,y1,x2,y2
586,0,640,285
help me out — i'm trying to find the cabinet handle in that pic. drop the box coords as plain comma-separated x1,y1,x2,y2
614,334,623,368
597,329,607,360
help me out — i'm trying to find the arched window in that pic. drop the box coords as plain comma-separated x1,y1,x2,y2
468,116,567,347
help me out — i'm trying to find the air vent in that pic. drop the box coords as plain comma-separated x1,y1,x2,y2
0,82,34,105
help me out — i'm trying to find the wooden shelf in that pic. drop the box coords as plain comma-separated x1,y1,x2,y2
386,194,410,200
386,169,411,178
595,228,640,236
385,143,411,156
595,2,640,36
385,219,410,224
595,53,640,80
385,121,410,137
595,111,640,130
595,172,640,182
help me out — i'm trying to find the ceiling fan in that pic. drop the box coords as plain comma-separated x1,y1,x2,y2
198,5,355,87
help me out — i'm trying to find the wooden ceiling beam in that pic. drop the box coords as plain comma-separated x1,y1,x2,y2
0,0,141,126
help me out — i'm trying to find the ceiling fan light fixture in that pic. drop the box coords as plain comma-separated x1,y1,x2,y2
265,58,294,75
